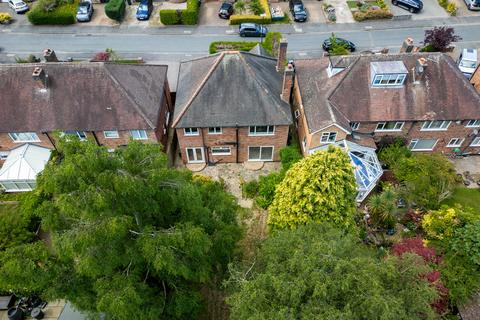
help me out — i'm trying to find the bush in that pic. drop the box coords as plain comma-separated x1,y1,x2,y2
262,32,282,56
446,2,456,15
353,8,392,21
279,145,302,171
105,0,125,21
256,172,282,209
241,180,259,199
378,143,411,168
160,9,181,25
27,0,77,25
209,41,258,54
249,0,264,15
230,0,271,24
0,12,12,24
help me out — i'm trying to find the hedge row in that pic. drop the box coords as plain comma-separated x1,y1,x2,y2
353,8,393,21
27,0,77,25
229,0,271,25
105,0,126,21
209,41,258,54
160,0,199,25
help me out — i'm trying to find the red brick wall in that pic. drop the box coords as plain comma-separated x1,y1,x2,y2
94,130,158,149
176,126,289,164
0,132,54,152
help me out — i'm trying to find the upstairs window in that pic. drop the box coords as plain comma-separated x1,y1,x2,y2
466,120,480,128
184,128,199,136
320,132,337,144
409,139,438,151
104,130,119,139
208,127,222,134
372,74,406,86
9,132,40,142
249,126,275,136
375,122,404,131
62,131,87,141
421,121,451,131
350,122,360,130
370,61,408,87
129,130,148,140
471,137,480,147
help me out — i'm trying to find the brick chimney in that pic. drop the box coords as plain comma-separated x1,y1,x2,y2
415,58,427,77
400,38,414,53
32,67,48,89
281,62,295,103
276,38,288,72
43,48,58,62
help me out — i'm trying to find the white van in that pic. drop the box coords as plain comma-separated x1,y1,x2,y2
457,48,478,79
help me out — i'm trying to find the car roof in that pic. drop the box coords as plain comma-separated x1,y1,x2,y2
462,48,478,60
240,23,257,28
11,0,25,4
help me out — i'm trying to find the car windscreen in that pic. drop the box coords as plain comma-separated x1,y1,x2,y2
78,5,88,12
294,4,304,12
139,4,148,10
460,60,477,68
15,2,25,7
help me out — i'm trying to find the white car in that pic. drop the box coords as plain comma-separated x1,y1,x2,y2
8,0,29,13
457,48,478,79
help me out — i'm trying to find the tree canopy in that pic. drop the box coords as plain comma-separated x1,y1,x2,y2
3,139,242,319
227,224,439,320
268,146,357,230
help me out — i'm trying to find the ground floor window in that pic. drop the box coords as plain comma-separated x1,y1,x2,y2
447,138,464,147
320,132,337,144
0,180,36,192
248,146,273,161
408,139,438,151
186,147,205,163
130,130,148,140
211,147,231,156
470,137,480,147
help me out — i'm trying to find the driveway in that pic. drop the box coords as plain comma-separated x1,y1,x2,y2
388,0,448,20
326,0,355,23
303,0,327,23
0,3,30,26
451,0,480,16
199,1,229,26
123,2,162,27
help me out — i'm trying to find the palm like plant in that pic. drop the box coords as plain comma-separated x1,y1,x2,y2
368,188,397,229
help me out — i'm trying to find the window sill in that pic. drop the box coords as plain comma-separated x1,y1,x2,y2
411,149,434,152
248,134,275,137
248,159,272,162
184,134,200,137
374,130,402,133
132,138,148,141
420,129,449,132
446,145,462,148
12,140,41,143
212,153,231,156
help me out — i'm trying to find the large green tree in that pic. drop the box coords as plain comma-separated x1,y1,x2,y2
5,139,242,319
227,224,439,320
268,146,357,230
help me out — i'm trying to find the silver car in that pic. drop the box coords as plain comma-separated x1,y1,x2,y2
8,0,29,14
464,0,480,10
76,0,94,22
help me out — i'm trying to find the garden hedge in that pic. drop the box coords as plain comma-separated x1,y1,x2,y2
27,0,77,25
229,0,271,25
105,0,126,21
209,41,258,54
160,0,199,25
353,9,393,21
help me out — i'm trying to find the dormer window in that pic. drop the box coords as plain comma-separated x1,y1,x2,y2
370,61,408,87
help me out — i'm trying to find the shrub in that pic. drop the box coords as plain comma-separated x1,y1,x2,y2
182,0,199,25
256,172,282,209
105,0,125,21
241,180,259,199
0,12,12,24
261,32,282,56
209,41,258,54
446,2,456,15
234,0,246,13
279,145,302,171
160,9,181,25
423,26,461,52
27,0,77,25
249,0,264,15
378,143,411,168
353,8,392,21
367,187,397,229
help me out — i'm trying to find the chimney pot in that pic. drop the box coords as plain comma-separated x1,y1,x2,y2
281,62,295,103
276,38,288,73
43,48,58,62
32,67,48,89
400,37,415,53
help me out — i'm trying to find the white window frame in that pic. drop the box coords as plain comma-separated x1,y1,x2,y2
466,120,480,128
249,126,275,136
421,121,451,131
208,127,222,135
372,74,407,86
447,138,464,148
320,132,337,144
408,139,438,151
186,147,205,163
375,122,404,132
470,137,480,147
0,151,10,160
248,146,274,162
350,122,360,130
8,132,40,143
61,131,87,141
129,130,148,140
294,110,301,119
165,112,171,126
184,128,199,136
103,130,119,139
211,146,231,156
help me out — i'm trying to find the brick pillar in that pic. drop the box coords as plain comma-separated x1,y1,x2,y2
281,63,295,103
276,39,288,72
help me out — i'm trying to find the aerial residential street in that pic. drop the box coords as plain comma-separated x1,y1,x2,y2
1,15,480,62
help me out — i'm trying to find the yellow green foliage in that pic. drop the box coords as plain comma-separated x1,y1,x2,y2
268,146,357,230
0,12,12,24
422,205,478,241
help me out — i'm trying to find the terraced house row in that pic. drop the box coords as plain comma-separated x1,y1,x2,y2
1,43,479,194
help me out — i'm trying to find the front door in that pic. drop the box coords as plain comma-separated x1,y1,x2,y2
186,147,205,163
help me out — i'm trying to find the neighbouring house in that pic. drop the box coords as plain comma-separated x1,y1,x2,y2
172,43,293,165
471,65,480,93
290,52,480,157
0,144,51,192
0,62,172,156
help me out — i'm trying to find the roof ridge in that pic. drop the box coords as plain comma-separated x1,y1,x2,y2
172,53,225,127
180,53,223,64
238,53,291,121
104,64,156,129
326,56,360,105
240,51,277,62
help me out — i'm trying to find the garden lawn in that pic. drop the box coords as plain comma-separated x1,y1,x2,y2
442,187,480,212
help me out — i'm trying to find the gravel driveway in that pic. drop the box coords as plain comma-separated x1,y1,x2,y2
388,0,448,20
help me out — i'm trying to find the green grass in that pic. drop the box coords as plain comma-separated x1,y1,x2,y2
0,203,19,215
347,1,358,9
442,187,480,212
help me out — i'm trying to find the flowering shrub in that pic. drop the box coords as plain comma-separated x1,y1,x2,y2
392,237,442,264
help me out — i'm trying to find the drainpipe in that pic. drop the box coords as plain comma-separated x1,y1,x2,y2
91,131,101,146
201,128,209,164
44,132,57,150
236,123,239,163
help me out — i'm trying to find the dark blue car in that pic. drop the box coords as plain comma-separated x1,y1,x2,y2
136,0,153,20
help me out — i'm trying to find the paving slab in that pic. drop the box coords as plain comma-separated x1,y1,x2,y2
325,0,355,23
199,1,229,26
303,0,327,23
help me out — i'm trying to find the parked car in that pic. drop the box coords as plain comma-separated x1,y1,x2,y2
464,0,480,10
76,0,93,22
136,0,153,20
322,37,356,52
218,1,234,19
239,23,268,37
457,48,478,79
391,0,423,13
8,0,29,14
289,0,307,22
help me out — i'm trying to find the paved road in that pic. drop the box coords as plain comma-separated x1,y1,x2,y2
1,15,480,62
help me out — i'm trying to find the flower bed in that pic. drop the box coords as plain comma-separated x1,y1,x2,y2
347,0,393,22
27,0,78,25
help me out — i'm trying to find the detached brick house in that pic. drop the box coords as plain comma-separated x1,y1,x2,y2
0,62,172,160
289,53,480,156
172,50,293,164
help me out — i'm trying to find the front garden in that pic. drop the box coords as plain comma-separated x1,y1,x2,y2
209,31,281,55
27,0,78,25
160,0,200,25
346,0,393,21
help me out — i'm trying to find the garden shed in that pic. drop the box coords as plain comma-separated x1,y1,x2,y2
0,144,51,192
